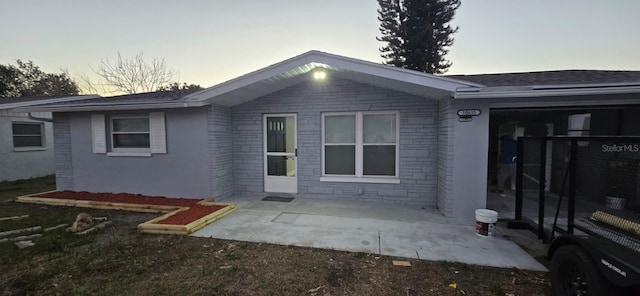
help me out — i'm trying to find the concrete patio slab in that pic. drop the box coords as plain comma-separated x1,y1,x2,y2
192,196,547,271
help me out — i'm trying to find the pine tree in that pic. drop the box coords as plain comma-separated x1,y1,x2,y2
376,0,461,74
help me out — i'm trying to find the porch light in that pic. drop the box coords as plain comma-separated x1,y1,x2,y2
313,70,326,80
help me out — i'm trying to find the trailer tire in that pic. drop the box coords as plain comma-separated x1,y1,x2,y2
551,245,611,296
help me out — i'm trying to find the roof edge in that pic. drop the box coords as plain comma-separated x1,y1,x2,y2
15,100,208,113
0,95,101,110
307,50,485,88
454,84,640,99
184,50,483,102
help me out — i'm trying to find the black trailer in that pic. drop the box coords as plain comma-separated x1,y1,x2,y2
548,217,640,295
506,136,640,295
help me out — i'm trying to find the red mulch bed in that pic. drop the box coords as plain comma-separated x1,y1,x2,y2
33,191,228,226
35,191,201,207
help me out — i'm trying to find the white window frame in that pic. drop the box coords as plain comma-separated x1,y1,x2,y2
567,113,591,136
92,112,165,157
12,121,46,151
568,113,591,147
109,115,151,154
321,111,400,184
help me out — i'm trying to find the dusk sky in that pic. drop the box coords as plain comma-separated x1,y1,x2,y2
1,0,639,92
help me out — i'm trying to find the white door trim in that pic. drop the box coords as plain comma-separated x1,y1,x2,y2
263,113,298,193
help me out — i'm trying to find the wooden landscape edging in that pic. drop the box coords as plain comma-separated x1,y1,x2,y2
0,214,30,221
16,192,236,236
16,195,180,213
137,202,237,235
184,202,236,233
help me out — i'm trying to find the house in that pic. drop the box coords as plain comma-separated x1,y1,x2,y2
16,51,640,220
1,95,98,181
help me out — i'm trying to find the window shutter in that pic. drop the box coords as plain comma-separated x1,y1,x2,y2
149,112,167,154
91,114,106,153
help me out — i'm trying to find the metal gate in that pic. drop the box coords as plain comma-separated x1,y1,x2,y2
511,136,640,249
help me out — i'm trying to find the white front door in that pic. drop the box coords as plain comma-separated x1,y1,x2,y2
264,114,297,193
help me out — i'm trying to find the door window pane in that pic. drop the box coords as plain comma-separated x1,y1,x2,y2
267,117,286,152
286,157,296,177
267,156,296,176
325,146,355,175
285,117,295,154
266,116,295,153
363,146,396,176
325,115,355,143
363,114,396,144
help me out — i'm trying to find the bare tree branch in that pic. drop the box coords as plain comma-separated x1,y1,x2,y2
90,52,177,95
76,73,102,95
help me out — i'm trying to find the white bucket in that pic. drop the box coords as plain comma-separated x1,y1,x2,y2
605,196,626,210
475,209,498,237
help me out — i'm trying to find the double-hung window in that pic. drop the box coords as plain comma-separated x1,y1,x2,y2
322,111,399,183
111,116,151,150
12,122,44,149
91,112,166,157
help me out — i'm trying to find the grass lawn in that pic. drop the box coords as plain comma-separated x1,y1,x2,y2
0,176,552,295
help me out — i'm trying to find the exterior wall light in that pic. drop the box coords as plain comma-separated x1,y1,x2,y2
313,70,327,80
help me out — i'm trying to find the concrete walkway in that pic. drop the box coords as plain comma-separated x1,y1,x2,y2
192,196,547,271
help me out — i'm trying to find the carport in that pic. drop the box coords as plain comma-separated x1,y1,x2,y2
487,105,640,219
446,70,640,221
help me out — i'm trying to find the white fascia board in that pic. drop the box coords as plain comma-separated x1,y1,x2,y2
0,95,101,110
489,98,640,109
184,50,482,102
14,101,208,112
531,82,640,90
454,85,640,99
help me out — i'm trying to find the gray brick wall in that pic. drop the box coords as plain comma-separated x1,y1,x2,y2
208,104,234,199
53,113,74,190
231,78,439,205
437,97,454,216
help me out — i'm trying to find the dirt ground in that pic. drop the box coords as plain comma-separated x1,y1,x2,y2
0,176,552,295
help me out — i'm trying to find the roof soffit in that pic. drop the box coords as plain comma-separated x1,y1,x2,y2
185,51,478,106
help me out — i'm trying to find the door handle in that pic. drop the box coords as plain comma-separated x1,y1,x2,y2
295,148,298,157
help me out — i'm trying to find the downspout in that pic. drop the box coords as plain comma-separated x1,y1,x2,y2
28,112,54,123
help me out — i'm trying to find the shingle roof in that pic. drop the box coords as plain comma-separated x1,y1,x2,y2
445,70,640,87
33,89,201,107
0,96,62,105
